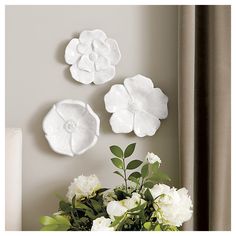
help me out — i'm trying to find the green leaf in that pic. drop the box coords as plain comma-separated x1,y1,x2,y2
59,201,72,213
124,143,136,158
54,215,70,226
144,188,154,201
150,162,161,172
75,202,92,211
85,210,96,220
128,202,147,213
110,145,123,158
114,171,124,179
143,181,154,188
90,199,102,212
154,224,162,231
40,225,58,231
148,171,171,183
141,164,149,178
128,172,141,179
72,195,76,209
126,160,142,170
96,188,109,194
128,176,139,184
114,189,131,200
40,216,57,226
40,215,71,231
111,158,124,169
143,222,152,230
110,215,125,227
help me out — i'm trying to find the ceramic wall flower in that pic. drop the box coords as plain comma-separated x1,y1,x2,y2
43,100,100,157
65,29,121,85
104,74,168,137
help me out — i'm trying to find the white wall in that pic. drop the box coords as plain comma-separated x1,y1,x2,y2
5,5,179,230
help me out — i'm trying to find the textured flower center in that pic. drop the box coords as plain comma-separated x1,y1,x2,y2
89,52,98,62
64,120,77,133
128,100,141,113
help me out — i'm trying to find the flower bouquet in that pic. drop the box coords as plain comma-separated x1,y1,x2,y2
40,143,193,231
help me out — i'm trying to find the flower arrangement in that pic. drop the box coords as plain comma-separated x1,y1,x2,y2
40,143,193,231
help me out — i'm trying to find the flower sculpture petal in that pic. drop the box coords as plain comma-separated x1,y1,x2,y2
43,100,100,156
104,74,168,137
65,29,121,85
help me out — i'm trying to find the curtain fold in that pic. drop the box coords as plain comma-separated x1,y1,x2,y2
178,5,231,231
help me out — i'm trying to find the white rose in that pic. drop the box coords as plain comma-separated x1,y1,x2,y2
106,193,146,220
91,217,114,231
106,201,128,220
150,184,193,227
146,152,162,165
66,174,101,202
122,193,146,210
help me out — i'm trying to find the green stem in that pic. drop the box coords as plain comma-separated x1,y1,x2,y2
123,157,128,193
138,177,145,193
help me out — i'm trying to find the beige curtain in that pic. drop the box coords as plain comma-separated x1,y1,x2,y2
178,5,231,231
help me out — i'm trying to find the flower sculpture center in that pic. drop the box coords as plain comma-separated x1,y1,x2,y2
128,100,141,113
64,120,77,133
89,52,98,62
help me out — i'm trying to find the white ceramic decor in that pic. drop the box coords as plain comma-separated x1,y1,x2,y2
104,74,168,137
43,100,100,156
65,29,121,85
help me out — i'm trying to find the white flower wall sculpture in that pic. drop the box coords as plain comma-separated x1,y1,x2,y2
65,29,121,85
43,100,100,157
104,74,168,137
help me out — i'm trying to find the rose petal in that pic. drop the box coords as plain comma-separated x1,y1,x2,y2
144,88,168,119
106,39,121,65
42,105,65,135
65,38,80,65
78,55,94,72
124,74,154,100
71,128,98,155
45,131,73,156
93,66,115,85
109,110,134,133
104,85,131,113
134,111,160,137
56,100,87,122
93,39,110,56
70,63,94,84
79,29,107,44
95,56,109,71
77,42,92,55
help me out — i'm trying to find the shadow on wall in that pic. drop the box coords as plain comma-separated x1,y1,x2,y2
28,101,60,158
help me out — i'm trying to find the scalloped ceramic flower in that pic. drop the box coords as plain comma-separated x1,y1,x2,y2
65,29,121,85
43,100,100,157
104,74,168,137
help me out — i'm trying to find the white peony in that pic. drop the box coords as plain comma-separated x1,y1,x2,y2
104,74,168,137
122,193,145,210
66,175,101,202
106,193,146,220
106,201,128,219
65,29,121,85
146,152,162,165
91,217,114,231
150,184,193,227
